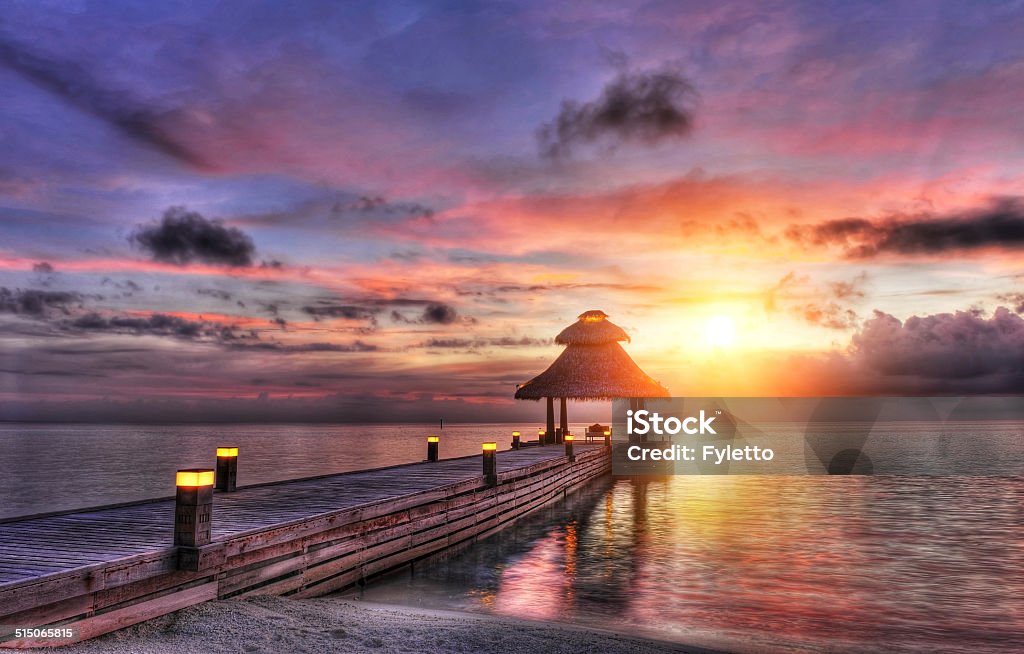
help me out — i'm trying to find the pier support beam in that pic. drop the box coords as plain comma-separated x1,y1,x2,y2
559,397,568,442
545,397,555,445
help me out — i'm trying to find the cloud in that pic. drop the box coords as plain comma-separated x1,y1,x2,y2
423,336,549,349
0,287,81,315
850,307,1024,384
392,302,460,325
538,67,698,158
996,292,1024,313
336,196,434,219
765,271,867,329
802,302,859,330
68,312,254,342
237,340,378,353
421,303,458,324
130,207,257,267
787,198,1024,258
32,262,54,274
0,38,207,168
302,304,380,322
196,288,233,302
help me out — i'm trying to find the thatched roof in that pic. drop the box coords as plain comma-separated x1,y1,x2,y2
555,309,630,345
515,311,669,400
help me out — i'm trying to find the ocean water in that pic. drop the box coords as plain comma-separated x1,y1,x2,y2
0,422,575,520
351,422,1024,654
1,422,1022,653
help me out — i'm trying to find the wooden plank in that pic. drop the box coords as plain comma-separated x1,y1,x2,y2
0,445,611,643
1,582,218,648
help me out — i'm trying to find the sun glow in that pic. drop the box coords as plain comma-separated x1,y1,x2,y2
705,315,737,348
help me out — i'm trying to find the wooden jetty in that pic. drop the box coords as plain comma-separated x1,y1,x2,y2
0,443,609,648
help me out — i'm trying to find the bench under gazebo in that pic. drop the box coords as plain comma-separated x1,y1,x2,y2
514,310,669,443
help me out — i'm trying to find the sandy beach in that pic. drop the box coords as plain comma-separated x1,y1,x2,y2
3,597,722,654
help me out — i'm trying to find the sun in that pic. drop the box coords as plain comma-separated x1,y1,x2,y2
705,315,737,348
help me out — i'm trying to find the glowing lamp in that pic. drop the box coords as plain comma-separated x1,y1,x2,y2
564,434,574,442
482,442,497,451
603,430,611,436
216,447,238,457
176,469,215,487
427,436,440,443
511,431,520,437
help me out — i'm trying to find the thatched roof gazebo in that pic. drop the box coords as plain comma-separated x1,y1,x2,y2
515,310,668,443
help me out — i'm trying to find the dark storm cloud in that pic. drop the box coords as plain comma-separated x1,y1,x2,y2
787,198,1024,258
0,39,207,168
0,287,81,315
538,67,698,158
851,307,1024,381
130,207,257,267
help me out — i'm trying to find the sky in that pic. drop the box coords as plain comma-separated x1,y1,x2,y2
2,0,1024,422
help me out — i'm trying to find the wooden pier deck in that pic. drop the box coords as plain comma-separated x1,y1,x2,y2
0,443,610,648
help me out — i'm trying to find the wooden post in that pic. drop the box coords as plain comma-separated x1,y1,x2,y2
482,442,497,486
175,469,214,571
565,434,575,462
604,428,612,448
545,397,555,445
427,436,439,462
511,431,521,449
559,397,568,441
215,447,238,492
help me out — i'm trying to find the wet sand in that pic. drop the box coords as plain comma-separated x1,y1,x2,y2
6,596,723,654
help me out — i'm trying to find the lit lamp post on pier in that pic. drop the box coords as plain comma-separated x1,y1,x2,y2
482,442,498,486
215,447,238,492
174,468,214,571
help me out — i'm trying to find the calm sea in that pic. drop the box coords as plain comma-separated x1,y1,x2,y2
0,422,566,520
1,422,1022,653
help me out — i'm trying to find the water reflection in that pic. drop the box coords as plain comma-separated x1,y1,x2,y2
359,475,1024,654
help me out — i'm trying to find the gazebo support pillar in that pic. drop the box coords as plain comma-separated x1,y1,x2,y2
559,397,568,443
545,397,555,445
